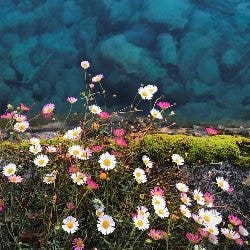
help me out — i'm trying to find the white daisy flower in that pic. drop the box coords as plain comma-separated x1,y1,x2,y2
198,209,222,226
68,145,82,158
34,154,49,167
78,148,92,160
29,137,40,146
172,154,184,166
194,245,206,250
29,144,42,155
133,168,147,183
89,105,102,115
137,206,150,219
133,216,150,230
97,215,115,235
142,155,153,168
180,205,191,218
152,195,166,209
216,177,230,191
192,214,203,225
205,225,219,235
155,207,169,218
71,172,87,185
43,173,56,184
64,127,82,141
138,87,153,100
176,183,189,193
13,121,29,132
98,152,116,171
193,189,205,206
208,234,218,245
221,228,240,240
2,163,17,177
180,193,192,206
239,225,249,237
145,84,158,95
62,216,79,234
150,108,163,119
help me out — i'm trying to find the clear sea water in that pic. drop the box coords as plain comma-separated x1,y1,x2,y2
0,0,249,126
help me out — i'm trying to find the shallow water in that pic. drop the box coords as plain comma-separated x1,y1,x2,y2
0,0,249,126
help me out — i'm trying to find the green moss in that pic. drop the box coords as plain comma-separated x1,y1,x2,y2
140,134,250,167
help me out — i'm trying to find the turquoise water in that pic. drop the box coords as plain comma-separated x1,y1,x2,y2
0,0,249,125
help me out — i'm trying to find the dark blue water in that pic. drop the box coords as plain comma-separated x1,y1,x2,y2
0,0,249,125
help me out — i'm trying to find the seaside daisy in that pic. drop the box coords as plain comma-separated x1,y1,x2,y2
239,225,249,236
176,183,189,193
180,205,191,218
62,216,79,234
29,144,42,155
2,163,17,177
155,207,170,218
152,195,166,209
172,154,184,166
72,237,84,250
92,74,104,83
97,215,115,235
71,172,87,185
8,174,23,183
43,173,56,184
68,145,82,158
142,155,153,168
138,86,153,100
13,121,29,132
137,206,150,218
29,137,40,146
64,127,82,141
67,96,78,104
180,193,192,206
80,60,90,70
221,228,240,240
133,216,150,230
145,84,158,95
193,189,205,206
89,105,102,115
133,168,147,183
34,154,49,167
98,152,116,171
150,108,163,119
216,177,230,191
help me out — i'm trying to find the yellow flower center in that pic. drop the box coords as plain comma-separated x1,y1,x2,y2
102,220,110,229
137,220,144,227
73,131,79,137
218,181,224,188
135,172,141,177
47,176,54,183
7,168,14,174
73,150,80,156
66,221,74,229
141,91,148,97
19,124,25,131
38,159,45,165
103,159,111,166
203,215,211,223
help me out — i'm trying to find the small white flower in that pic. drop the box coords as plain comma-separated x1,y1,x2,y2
208,234,218,245
64,127,82,141
97,215,115,235
221,228,240,240
176,183,189,193
89,105,102,114
80,60,90,70
180,193,192,206
155,207,169,218
133,168,147,183
239,225,249,237
172,154,184,166
71,172,87,185
216,177,230,191
29,144,42,155
145,84,158,95
98,152,116,171
68,145,82,158
13,121,29,132
2,163,17,177
152,195,166,209
29,137,40,146
150,108,163,119
199,209,222,226
180,205,191,218
137,206,150,218
205,225,219,235
193,189,205,206
192,214,203,225
133,216,150,230
194,245,206,250
138,87,153,100
34,154,49,167
62,216,79,234
43,173,56,184
142,155,153,168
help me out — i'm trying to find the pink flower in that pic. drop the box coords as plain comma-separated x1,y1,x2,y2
67,97,78,104
66,202,75,211
0,199,5,213
8,174,23,183
150,186,165,197
149,229,168,240
98,111,110,120
1,112,14,119
86,177,99,190
72,237,85,250
91,145,103,152
228,215,242,226
42,103,55,119
204,192,214,207
92,74,103,83
114,137,127,147
80,60,90,70
186,233,202,244
205,127,218,135
13,114,27,122
46,146,58,153
157,101,171,110
199,228,209,238
113,128,126,137
235,238,244,246
111,150,124,158
68,164,81,174
20,103,30,111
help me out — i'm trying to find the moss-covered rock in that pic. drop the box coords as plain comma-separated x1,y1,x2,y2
140,134,250,167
